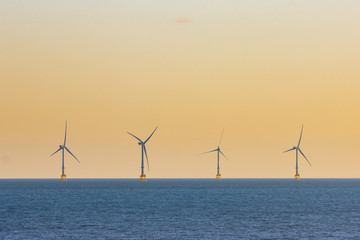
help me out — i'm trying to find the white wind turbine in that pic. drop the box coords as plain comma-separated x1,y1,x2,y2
50,121,80,181
127,127,157,182
200,130,229,180
283,125,311,180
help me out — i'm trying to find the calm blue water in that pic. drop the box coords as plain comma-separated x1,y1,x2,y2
0,179,360,239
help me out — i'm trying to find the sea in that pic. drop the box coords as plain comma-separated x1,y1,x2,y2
0,179,359,239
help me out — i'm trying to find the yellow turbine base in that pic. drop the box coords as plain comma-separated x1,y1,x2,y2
216,173,222,180
140,174,147,182
60,174,67,182
295,173,300,181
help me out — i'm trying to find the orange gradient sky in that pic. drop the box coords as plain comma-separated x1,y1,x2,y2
1,1,360,178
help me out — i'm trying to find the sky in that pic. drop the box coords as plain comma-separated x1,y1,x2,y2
0,0,360,178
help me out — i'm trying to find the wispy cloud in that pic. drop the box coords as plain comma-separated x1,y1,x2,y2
176,18,191,24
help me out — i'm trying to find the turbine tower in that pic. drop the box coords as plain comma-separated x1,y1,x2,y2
127,127,157,182
200,130,229,180
283,125,311,180
50,121,80,181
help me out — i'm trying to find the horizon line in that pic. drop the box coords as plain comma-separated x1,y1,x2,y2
1,177,360,180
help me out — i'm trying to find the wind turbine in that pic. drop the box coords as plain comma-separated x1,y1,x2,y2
127,127,157,182
200,130,229,180
50,121,80,181
283,125,311,180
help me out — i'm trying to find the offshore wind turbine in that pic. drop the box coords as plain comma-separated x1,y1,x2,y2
283,125,311,180
127,127,157,182
50,121,80,181
200,130,229,180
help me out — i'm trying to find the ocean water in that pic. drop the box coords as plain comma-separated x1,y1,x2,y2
0,179,360,240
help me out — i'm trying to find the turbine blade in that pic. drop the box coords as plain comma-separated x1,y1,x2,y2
218,128,224,146
298,124,303,147
219,150,230,162
143,145,150,172
127,132,143,143
65,147,80,163
50,148,61,157
283,147,296,153
144,127,158,144
199,149,218,155
298,148,311,167
64,120,67,146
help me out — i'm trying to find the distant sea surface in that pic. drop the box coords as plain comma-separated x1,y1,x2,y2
1,179,360,239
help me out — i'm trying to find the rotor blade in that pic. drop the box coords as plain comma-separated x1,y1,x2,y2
298,148,311,167
218,128,224,146
298,124,303,147
50,147,61,157
143,145,150,172
64,120,67,146
219,150,230,162
199,149,218,155
127,132,143,143
283,147,296,153
65,147,80,163
144,127,158,144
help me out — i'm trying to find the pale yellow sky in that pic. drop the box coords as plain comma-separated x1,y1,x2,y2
0,1,360,178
